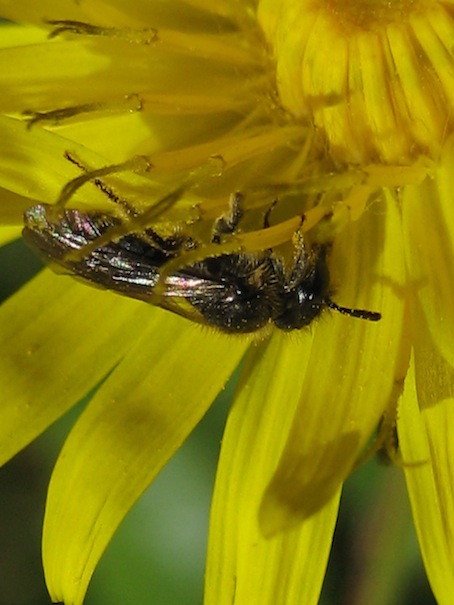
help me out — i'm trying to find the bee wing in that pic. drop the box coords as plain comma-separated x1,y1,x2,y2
71,244,225,325
23,203,224,324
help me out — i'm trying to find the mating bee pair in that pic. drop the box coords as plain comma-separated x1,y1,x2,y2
23,170,381,333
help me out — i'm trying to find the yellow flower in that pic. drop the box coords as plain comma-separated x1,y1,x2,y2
0,1,453,604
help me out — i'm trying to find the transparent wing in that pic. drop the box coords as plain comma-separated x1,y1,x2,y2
22,204,227,324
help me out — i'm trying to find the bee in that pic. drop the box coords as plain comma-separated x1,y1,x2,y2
23,193,381,334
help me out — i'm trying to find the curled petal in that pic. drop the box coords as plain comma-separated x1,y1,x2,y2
43,314,249,605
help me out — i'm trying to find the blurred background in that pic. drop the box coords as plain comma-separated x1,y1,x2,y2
0,237,437,605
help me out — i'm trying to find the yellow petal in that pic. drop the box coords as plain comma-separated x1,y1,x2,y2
398,324,454,605
43,316,248,605
258,0,454,164
0,38,110,110
0,23,49,48
0,270,152,466
403,137,454,368
0,1,87,26
0,115,154,215
260,190,406,531
206,333,341,605
0,185,35,226
0,116,98,209
0,226,21,245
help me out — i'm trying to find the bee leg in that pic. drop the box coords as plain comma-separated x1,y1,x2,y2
143,226,194,255
211,191,244,244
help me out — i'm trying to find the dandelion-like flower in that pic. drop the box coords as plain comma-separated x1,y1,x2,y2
0,1,453,604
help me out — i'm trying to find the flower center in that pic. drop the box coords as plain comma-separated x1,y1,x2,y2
258,0,453,165
325,0,425,30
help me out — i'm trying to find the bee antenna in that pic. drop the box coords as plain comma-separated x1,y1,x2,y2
325,298,381,322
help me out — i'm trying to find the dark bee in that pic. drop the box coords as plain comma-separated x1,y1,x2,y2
23,196,381,333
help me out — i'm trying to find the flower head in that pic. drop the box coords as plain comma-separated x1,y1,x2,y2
0,1,453,605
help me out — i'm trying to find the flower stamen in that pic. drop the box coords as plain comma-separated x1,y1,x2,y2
46,20,158,44
55,154,151,209
23,94,143,128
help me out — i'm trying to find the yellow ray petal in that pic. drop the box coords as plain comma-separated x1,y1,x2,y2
402,137,454,368
0,23,49,48
260,191,406,532
0,185,36,226
43,317,249,605
206,333,341,605
53,112,153,163
0,20,255,119
0,1,87,26
0,116,103,209
0,270,152,466
398,324,454,605
0,226,21,245
0,115,156,215
0,38,110,109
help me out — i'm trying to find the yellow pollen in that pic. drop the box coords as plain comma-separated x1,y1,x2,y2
325,0,427,31
258,0,454,165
